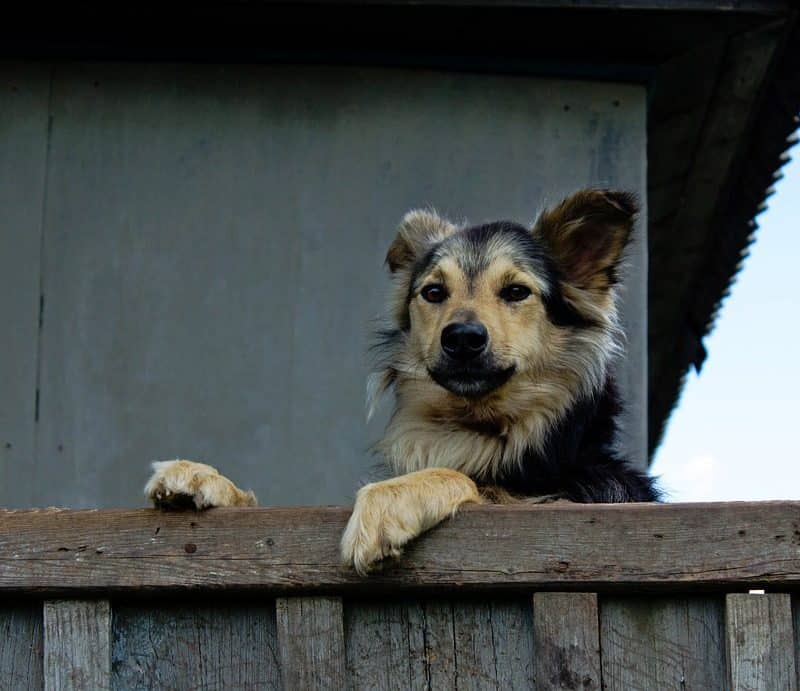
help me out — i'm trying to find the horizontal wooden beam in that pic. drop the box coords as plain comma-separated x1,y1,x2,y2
167,1,790,11
1,502,800,594
5,1,791,11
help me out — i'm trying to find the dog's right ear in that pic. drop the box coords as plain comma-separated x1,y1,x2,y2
532,188,636,291
385,210,456,273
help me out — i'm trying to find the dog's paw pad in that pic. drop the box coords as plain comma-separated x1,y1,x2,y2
145,460,256,510
341,526,404,576
150,488,198,511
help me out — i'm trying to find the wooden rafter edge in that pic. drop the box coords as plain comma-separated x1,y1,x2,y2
648,11,800,455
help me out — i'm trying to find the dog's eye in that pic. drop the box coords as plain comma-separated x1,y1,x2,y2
500,284,532,302
421,284,447,303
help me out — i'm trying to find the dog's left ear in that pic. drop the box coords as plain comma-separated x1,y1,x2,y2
385,209,456,273
532,188,637,290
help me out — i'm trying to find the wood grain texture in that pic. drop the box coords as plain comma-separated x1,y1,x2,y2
345,601,421,689
111,602,281,690
44,600,111,691
2,503,800,592
344,598,534,690
601,596,725,690
792,596,800,691
533,592,600,690
0,605,43,691
276,597,346,690
726,593,796,691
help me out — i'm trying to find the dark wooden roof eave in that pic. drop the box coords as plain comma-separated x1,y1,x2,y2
647,12,800,455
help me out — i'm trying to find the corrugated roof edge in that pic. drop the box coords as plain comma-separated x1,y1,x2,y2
649,16,800,456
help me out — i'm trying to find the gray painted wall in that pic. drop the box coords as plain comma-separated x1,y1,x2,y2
0,61,647,508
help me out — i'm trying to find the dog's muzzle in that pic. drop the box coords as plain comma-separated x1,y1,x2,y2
430,322,514,397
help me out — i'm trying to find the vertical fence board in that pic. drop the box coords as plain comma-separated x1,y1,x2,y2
0,604,43,691
345,598,534,690
44,600,111,691
453,600,535,691
486,600,536,690
276,596,346,690
792,596,800,691
411,600,459,689
111,602,281,690
344,601,418,690
601,596,725,690
533,592,601,691
726,593,796,691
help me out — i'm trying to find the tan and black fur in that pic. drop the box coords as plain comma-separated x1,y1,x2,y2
145,188,658,576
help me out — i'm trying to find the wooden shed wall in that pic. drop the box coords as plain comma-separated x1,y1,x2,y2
0,61,647,509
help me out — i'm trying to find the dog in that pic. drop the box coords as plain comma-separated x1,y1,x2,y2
145,188,658,575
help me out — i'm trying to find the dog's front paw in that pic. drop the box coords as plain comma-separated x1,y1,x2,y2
340,482,418,576
145,460,257,510
340,468,480,576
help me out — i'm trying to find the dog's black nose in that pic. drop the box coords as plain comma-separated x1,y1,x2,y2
441,322,488,361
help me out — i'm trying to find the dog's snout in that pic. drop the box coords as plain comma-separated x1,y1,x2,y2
441,322,488,361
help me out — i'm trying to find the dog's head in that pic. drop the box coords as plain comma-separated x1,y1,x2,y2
373,188,636,417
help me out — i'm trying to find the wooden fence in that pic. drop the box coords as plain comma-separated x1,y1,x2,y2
2,502,800,690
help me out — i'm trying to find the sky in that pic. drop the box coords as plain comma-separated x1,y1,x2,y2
650,140,800,502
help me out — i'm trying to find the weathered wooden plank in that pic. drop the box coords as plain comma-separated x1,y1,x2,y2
70,0,786,10
0,0,787,16
726,593,796,691
792,595,800,690
0,62,50,508
2,504,800,592
345,598,534,689
276,597,345,690
0,604,43,691
601,595,725,690
345,601,419,689
533,592,600,690
485,600,536,689
44,600,111,690
412,601,460,688
421,600,533,690
111,602,281,690
453,600,535,690
173,1,791,9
